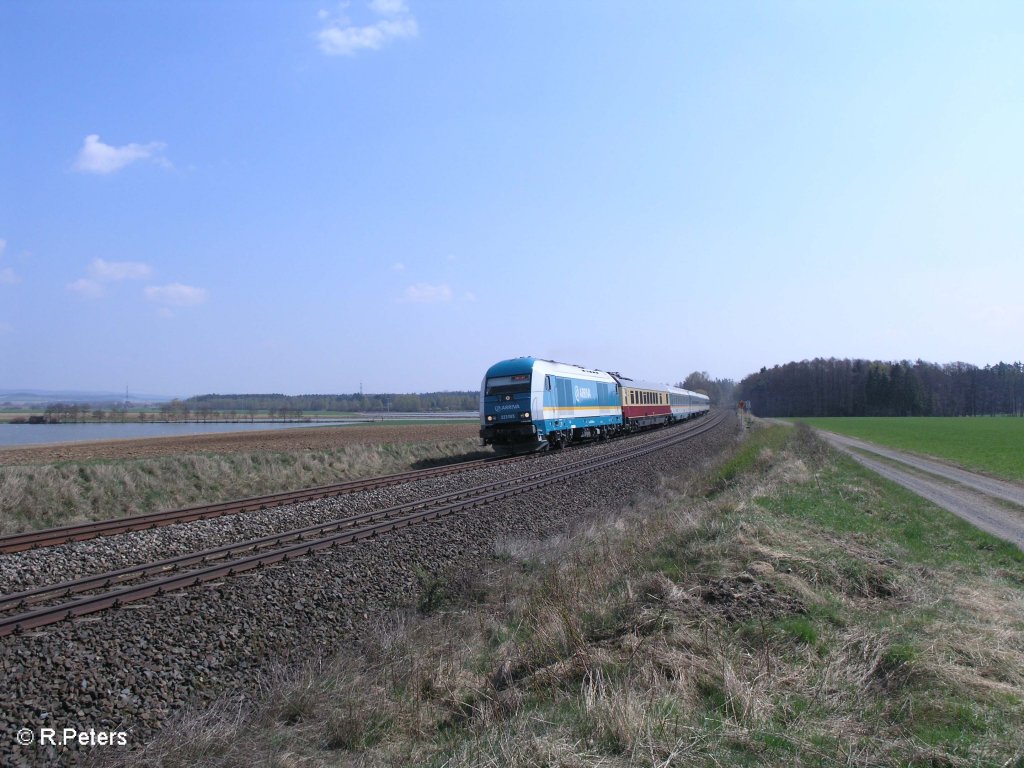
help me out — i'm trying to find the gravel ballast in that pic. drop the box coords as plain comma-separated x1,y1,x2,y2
0,416,738,767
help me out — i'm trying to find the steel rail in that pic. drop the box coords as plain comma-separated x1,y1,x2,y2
0,414,721,614
0,413,725,637
0,455,528,554
0,432,661,611
0,412,706,554
0,412,724,637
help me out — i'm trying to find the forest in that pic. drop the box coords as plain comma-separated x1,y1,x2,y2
736,359,1024,417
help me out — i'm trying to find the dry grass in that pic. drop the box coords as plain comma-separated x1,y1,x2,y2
0,438,483,534
96,424,1024,767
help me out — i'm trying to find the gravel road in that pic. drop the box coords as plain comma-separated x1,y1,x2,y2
818,430,1024,550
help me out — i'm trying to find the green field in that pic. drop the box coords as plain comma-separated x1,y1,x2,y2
796,416,1024,482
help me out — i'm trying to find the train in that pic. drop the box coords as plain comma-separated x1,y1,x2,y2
479,357,711,454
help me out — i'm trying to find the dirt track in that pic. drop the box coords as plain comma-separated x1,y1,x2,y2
0,422,479,465
818,430,1024,551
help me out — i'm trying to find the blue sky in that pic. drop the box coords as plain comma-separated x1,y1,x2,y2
2,1,1022,396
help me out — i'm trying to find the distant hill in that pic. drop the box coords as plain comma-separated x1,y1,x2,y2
0,389,174,406
185,391,478,413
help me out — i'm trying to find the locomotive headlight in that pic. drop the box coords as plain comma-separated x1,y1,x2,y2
521,411,531,419
486,415,494,422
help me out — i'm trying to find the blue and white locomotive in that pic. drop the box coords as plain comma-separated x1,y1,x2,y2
479,357,710,454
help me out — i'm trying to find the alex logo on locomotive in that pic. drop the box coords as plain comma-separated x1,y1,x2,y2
573,385,594,401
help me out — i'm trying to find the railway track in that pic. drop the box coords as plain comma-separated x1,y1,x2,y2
0,455,525,554
0,412,725,637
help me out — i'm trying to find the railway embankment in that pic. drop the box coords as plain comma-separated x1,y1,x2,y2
96,421,1024,767
1,417,738,767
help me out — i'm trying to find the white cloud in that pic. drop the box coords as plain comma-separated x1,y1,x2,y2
67,278,106,299
145,283,208,307
66,258,153,299
400,282,452,303
317,0,418,56
73,134,169,174
89,258,152,281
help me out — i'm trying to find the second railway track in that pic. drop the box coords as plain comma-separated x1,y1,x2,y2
0,413,726,637
0,455,524,554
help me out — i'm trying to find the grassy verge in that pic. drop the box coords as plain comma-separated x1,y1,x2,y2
796,416,1024,482
0,438,484,535
105,424,1024,767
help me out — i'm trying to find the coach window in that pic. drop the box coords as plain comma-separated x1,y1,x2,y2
545,376,551,391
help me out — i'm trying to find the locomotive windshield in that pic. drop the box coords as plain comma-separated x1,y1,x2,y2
485,374,531,396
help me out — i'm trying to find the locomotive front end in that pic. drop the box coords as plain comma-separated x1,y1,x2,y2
479,358,545,454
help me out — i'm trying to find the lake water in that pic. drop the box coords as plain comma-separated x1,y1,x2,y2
0,413,477,448
0,421,344,447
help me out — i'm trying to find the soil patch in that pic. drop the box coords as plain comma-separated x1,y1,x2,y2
698,574,806,622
